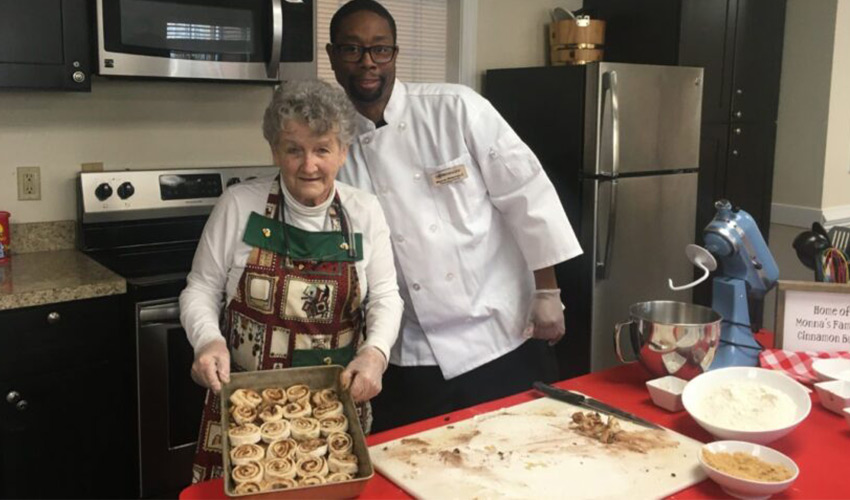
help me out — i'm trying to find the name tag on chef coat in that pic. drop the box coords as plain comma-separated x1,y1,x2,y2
431,165,468,186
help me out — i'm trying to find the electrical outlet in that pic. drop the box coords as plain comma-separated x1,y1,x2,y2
17,166,41,201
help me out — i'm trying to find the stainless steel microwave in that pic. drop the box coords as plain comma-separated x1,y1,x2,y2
96,0,316,82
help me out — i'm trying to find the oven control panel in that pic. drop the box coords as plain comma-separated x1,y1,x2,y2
79,166,279,222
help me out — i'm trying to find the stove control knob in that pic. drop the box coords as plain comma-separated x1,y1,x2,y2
117,182,135,200
226,177,241,187
95,183,113,201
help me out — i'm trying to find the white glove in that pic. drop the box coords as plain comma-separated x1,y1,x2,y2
191,338,231,394
523,289,566,346
339,346,387,403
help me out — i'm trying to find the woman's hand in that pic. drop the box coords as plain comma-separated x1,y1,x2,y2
339,347,387,403
191,338,231,393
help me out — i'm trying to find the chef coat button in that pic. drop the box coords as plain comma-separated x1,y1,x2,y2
399,122,407,130
414,172,422,180
412,283,421,291
429,224,438,233
446,273,454,281
395,235,405,243
489,149,497,158
363,137,372,144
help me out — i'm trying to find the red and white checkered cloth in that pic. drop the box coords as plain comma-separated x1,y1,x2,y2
759,349,850,384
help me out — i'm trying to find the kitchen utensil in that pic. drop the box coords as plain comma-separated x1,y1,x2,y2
698,441,799,500
812,358,850,382
792,230,830,271
220,365,374,499
0,211,10,263
645,375,687,412
682,367,811,445
828,225,850,254
370,397,706,500
533,381,662,429
813,380,850,415
614,300,721,380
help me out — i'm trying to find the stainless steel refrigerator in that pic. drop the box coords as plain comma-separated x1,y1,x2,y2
485,63,704,377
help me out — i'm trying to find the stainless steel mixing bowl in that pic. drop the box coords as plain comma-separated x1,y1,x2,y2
614,301,721,380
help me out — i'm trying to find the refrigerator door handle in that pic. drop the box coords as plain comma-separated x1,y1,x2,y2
599,70,620,176
596,178,618,280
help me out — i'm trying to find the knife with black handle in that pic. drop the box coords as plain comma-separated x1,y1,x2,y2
533,381,662,430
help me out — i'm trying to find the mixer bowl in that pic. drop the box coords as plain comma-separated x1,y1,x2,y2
614,301,722,380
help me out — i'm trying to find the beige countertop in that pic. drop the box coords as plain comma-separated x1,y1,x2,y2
0,250,126,311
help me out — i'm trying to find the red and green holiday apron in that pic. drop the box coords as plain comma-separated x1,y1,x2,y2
191,178,368,483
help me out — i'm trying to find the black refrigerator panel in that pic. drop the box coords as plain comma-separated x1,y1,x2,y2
485,66,591,379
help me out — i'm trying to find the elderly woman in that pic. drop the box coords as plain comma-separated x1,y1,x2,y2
179,79,403,482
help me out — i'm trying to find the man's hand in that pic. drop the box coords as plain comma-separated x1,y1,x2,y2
191,338,231,393
339,347,387,403
523,289,566,346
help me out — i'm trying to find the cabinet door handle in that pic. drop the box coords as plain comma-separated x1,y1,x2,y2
47,311,61,324
6,391,20,404
15,400,28,412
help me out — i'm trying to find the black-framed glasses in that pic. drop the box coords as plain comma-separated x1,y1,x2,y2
331,44,398,63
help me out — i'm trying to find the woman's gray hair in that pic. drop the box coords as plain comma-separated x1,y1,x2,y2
263,80,357,148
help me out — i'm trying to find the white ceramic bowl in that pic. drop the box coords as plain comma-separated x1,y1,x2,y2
814,380,850,414
812,358,850,382
682,367,811,444
698,440,798,500
646,375,687,412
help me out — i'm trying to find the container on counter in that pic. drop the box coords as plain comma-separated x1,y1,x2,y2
0,211,10,263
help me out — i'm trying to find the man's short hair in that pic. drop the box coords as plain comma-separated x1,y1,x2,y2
329,0,397,44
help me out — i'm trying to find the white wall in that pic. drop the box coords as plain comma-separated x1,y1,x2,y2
0,78,274,223
821,0,850,210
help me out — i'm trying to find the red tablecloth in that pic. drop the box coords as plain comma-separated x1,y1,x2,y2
182,360,849,499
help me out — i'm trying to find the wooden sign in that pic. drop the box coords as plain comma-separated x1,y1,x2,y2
775,280,850,351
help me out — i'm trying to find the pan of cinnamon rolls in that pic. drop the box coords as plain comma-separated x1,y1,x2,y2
220,365,374,498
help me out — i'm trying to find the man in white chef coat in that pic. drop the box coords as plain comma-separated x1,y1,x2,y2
327,0,583,432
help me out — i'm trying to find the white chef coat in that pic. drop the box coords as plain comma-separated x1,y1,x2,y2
336,80,582,379
180,176,404,361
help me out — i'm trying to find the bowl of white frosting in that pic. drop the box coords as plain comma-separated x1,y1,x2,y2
682,367,812,444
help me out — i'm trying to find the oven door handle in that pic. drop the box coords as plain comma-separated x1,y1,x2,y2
267,0,284,79
139,303,181,325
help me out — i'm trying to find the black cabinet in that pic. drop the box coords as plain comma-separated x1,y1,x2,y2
0,295,135,498
0,0,92,91
583,0,786,239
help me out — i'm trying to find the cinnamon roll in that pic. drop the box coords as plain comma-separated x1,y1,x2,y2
296,456,328,478
282,400,312,419
319,414,349,437
290,417,321,441
231,404,259,426
311,388,339,407
228,423,262,446
258,404,286,423
266,438,297,460
261,387,287,406
328,453,358,475
232,461,264,484
299,476,326,486
327,472,353,483
230,388,263,408
233,482,262,494
261,478,297,491
264,457,297,481
260,420,291,443
295,438,328,459
312,400,344,420
286,384,311,402
229,443,264,466
327,432,353,457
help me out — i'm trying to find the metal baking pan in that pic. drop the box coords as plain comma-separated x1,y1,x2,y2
221,365,374,499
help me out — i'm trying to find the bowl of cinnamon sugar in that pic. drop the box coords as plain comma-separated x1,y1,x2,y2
698,440,798,500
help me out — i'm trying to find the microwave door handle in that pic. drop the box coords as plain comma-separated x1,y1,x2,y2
267,0,283,79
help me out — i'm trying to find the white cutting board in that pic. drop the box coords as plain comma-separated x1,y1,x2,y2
370,397,706,499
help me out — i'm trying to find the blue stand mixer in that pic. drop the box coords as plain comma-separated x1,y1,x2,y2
670,200,779,368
